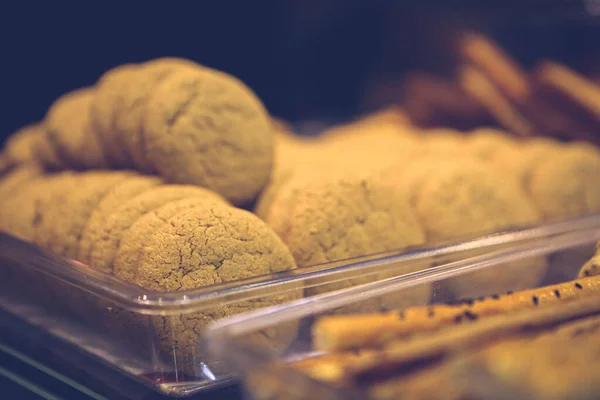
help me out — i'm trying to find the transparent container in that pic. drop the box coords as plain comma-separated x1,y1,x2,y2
0,215,597,397
206,225,600,400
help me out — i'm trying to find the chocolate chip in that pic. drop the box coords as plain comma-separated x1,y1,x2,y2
428,308,435,318
379,306,389,312
585,270,591,276
491,294,500,300
554,289,561,298
506,291,513,295
398,311,405,320
463,311,478,321
575,282,583,289
532,296,539,306
454,315,462,324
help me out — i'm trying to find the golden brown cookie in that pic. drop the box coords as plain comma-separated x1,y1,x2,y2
1,172,77,242
90,63,139,167
141,67,274,206
527,142,600,221
45,87,107,169
34,171,132,259
464,128,527,177
0,165,47,240
114,197,231,282
457,64,534,137
115,58,202,172
457,31,531,102
414,160,546,296
1,124,43,166
421,128,466,155
88,184,227,273
76,174,164,265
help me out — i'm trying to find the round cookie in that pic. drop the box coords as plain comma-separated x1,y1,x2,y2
274,171,429,312
90,63,139,167
141,67,274,206
114,196,231,282
115,58,202,172
45,87,107,169
88,184,227,273
2,124,43,166
413,160,547,297
527,142,600,221
128,206,300,372
466,127,522,168
1,172,77,242
422,128,466,156
77,174,164,265
34,171,132,259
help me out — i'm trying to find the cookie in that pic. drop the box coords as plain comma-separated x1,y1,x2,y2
45,87,107,169
414,160,546,296
31,128,64,170
1,172,77,242
90,63,139,167
141,67,274,206
0,166,47,240
88,184,227,273
124,206,300,372
76,174,164,265
114,58,202,172
527,142,600,221
34,171,132,259
457,64,534,137
114,196,228,282
465,128,526,176
457,31,530,101
2,124,43,166
534,61,600,126
422,128,466,155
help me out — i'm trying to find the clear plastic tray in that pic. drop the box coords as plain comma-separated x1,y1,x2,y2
206,224,600,400
0,215,599,397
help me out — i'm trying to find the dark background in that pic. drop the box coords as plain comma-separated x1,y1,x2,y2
1,1,599,143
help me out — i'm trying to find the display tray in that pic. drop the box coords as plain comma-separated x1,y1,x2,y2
206,225,600,400
0,214,599,397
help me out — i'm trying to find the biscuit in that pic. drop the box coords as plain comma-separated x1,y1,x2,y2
457,64,534,137
34,171,133,259
114,196,228,282
534,61,600,126
90,63,139,167
527,142,600,221
413,160,546,297
88,184,227,273
45,87,107,169
273,171,429,311
141,67,274,206
0,166,47,240
76,174,164,265
464,128,526,177
2,124,43,166
457,31,531,101
421,128,466,155
115,58,202,172
116,205,301,373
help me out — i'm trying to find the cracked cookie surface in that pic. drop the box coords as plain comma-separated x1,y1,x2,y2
114,196,228,282
88,184,227,273
141,67,274,206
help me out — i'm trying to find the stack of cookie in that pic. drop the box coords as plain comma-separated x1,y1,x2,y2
400,31,600,145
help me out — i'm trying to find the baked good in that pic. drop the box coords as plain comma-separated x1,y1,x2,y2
76,174,164,264
114,196,227,282
527,142,600,220
34,171,133,259
90,63,139,167
114,57,202,172
88,184,227,273
141,67,274,206
45,87,107,169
